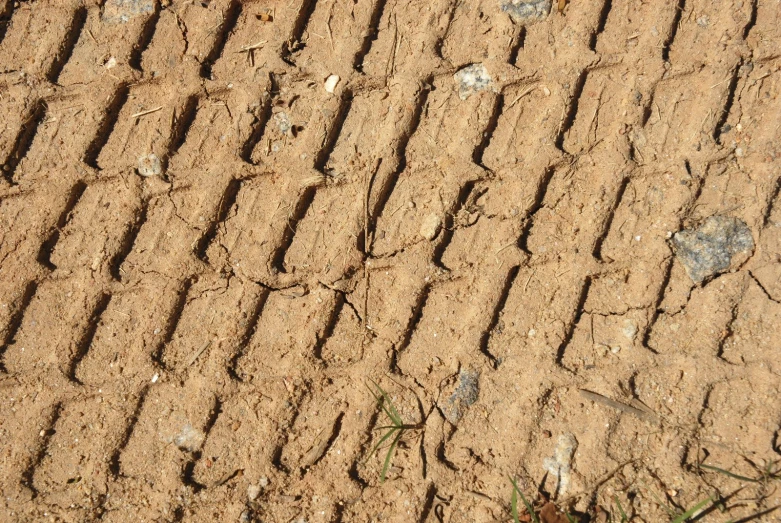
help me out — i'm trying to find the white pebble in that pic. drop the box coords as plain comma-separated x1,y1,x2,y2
324,74,340,94
419,214,442,241
137,153,162,177
247,484,261,501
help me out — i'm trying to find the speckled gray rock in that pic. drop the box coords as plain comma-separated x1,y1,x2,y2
542,433,578,496
441,371,479,424
102,0,155,24
672,216,754,283
453,64,493,100
501,0,552,23
137,153,162,177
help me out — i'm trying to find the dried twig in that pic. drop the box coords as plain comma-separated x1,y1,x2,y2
130,106,163,119
579,389,660,423
187,340,212,367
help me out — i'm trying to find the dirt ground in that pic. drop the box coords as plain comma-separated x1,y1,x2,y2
1,0,780,521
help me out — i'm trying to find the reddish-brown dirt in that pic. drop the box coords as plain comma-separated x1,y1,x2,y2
1,0,780,522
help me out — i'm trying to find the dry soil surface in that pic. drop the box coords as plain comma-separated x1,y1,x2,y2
1,0,781,522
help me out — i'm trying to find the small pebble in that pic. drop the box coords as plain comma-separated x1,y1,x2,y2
672,216,754,283
542,433,578,496
622,319,637,340
247,484,261,501
453,64,493,100
441,370,480,424
273,112,291,134
420,214,442,241
102,0,155,24
501,0,552,23
324,74,340,94
137,153,162,177
173,424,205,451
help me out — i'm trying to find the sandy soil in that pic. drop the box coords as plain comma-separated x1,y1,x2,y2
1,0,780,521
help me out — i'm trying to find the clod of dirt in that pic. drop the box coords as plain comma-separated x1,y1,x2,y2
500,0,552,24
102,0,155,24
173,424,205,452
542,433,578,496
420,213,442,241
137,153,162,177
441,370,480,424
672,216,754,284
539,502,571,523
324,74,340,94
454,64,493,100
621,319,638,341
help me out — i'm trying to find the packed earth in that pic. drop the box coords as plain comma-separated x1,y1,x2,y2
1,0,780,521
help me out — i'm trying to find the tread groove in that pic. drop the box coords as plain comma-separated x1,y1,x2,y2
2,100,46,185
84,84,130,169
129,2,162,71
662,0,686,62
37,181,88,271
200,0,242,79
47,6,87,84
0,280,38,373
68,292,112,383
555,275,591,365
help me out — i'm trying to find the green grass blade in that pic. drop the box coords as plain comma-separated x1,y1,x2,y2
509,477,539,523
671,497,712,523
565,512,577,523
700,464,759,483
367,427,399,461
369,380,402,425
374,425,406,431
518,490,540,523
367,382,397,424
648,489,675,516
380,429,404,482
614,496,629,522
511,487,519,523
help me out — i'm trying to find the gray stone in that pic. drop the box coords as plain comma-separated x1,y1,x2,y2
453,64,493,100
672,216,754,283
542,433,578,496
137,153,162,177
441,371,479,424
501,0,552,23
102,0,155,24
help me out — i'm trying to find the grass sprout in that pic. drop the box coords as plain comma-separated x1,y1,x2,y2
671,497,712,523
613,495,629,522
510,476,540,523
366,380,420,483
699,460,781,484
